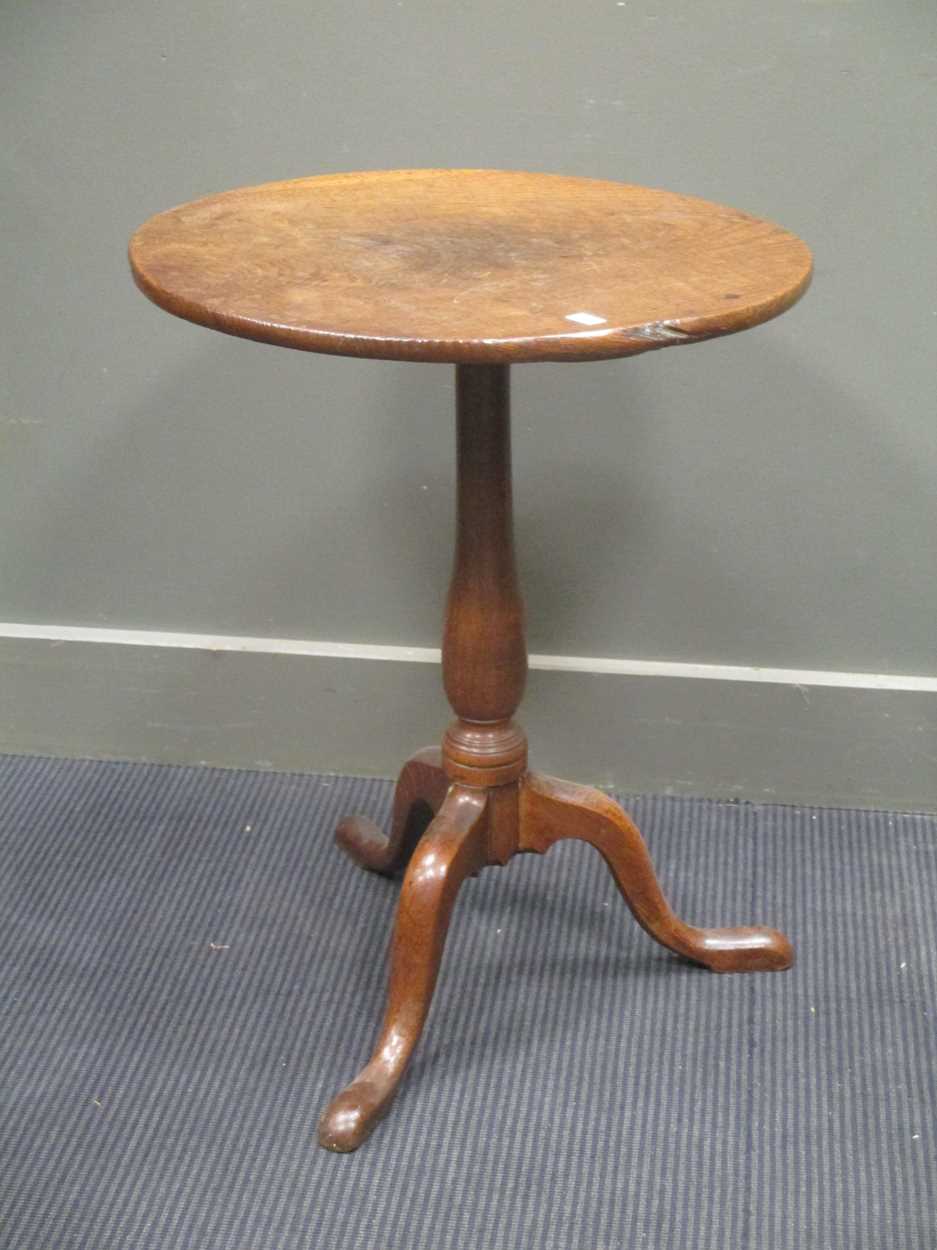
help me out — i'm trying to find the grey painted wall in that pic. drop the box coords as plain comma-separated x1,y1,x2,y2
1,0,935,807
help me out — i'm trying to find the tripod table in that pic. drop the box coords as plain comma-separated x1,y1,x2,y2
129,168,812,1152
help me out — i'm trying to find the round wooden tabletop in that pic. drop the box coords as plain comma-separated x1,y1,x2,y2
129,169,812,365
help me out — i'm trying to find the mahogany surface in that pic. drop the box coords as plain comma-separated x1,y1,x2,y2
129,168,812,364
129,172,807,1154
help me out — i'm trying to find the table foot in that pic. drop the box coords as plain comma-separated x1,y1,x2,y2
318,786,488,1152
519,772,793,973
335,746,450,875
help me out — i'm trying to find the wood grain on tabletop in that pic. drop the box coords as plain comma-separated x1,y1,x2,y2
129,168,812,364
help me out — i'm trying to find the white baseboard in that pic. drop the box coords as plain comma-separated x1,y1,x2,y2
0,629,934,812
0,622,934,693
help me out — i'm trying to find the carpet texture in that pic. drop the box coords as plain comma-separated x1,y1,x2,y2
1,752,935,1249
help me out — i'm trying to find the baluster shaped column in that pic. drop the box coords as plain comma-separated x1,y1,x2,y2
442,364,528,789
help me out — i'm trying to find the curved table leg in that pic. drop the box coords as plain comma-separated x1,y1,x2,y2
318,785,488,1152
336,746,450,875
519,772,792,973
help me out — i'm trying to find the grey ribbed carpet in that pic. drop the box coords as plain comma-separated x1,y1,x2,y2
1,753,935,1249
